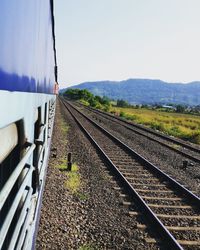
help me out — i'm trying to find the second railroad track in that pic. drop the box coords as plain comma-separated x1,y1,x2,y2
76,102,200,165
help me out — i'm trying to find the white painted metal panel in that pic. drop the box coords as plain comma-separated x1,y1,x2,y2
0,91,56,250
0,123,18,163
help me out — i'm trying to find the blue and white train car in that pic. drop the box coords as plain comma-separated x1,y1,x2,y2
0,1,58,249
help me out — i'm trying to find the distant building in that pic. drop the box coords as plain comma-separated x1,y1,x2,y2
162,105,176,110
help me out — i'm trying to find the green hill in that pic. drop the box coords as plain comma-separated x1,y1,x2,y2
60,79,200,105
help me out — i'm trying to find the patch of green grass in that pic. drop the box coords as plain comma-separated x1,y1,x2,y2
61,118,69,134
80,99,90,106
79,244,96,250
56,161,88,197
55,158,67,170
119,111,138,121
76,192,88,201
187,130,200,144
149,121,165,131
170,144,181,150
65,163,81,193
70,162,78,171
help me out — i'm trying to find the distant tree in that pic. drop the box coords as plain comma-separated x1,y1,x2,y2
64,88,81,100
64,88,93,101
94,95,102,103
94,95,111,105
64,88,112,110
79,89,93,100
141,104,148,108
154,103,162,109
88,97,99,107
176,105,185,113
101,96,110,105
117,99,129,107
194,105,200,113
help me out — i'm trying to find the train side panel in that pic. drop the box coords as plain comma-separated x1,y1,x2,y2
0,0,57,249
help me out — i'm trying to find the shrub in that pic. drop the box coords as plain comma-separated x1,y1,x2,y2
150,122,165,131
80,99,89,106
189,131,200,144
102,104,111,112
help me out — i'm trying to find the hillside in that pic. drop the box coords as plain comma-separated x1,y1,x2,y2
60,79,200,105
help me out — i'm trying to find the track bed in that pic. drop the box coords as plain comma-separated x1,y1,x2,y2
71,101,200,197
63,99,200,249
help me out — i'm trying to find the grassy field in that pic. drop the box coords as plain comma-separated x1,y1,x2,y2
110,107,200,144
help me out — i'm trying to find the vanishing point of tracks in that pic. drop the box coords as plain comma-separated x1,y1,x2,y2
62,99,200,250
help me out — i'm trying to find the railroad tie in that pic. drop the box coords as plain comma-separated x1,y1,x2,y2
145,238,157,244
137,223,200,232
127,177,159,181
119,193,128,198
122,201,133,206
156,214,200,219
141,196,182,201
147,204,191,209
132,183,166,187
134,189,174,193
128,211,138,216
177,240,200,246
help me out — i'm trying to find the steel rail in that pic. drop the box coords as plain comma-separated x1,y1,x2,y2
62,99,200,249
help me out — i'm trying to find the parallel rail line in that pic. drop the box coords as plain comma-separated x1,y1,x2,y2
61,99,200,250
75,102,200,164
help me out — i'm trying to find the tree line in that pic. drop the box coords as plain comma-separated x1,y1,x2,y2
62,88,200,115
63,88,111,111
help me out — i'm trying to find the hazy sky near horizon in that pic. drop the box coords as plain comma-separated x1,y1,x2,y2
54,0,200,88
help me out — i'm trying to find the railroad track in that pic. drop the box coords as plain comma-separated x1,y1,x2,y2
74,101,200,165
61,99,200,250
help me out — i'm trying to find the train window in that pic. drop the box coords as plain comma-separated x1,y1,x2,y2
35,107,38,123
34,107,41,142
44,102,47,124
33,107,42,193
43,103,47,142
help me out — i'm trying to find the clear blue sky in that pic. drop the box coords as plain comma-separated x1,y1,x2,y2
54,0,200,88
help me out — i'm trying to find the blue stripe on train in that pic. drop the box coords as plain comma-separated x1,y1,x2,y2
0,1,55,94
0,68,53,94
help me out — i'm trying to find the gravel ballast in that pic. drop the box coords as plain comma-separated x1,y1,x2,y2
36,100,161,249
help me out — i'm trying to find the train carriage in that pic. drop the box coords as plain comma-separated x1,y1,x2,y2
0,1,57,249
